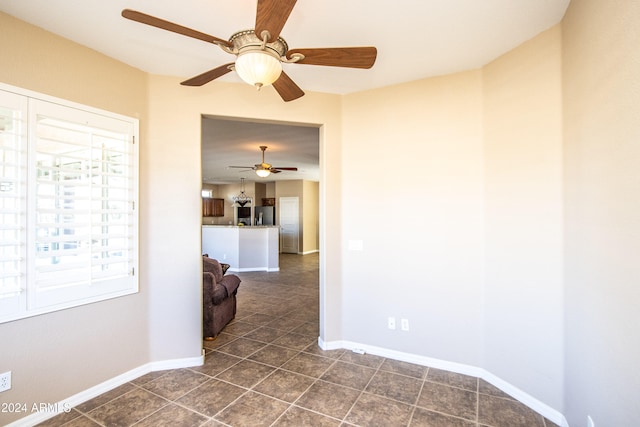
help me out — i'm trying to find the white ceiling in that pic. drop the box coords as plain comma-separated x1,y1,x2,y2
0,0,570,184
201,117,319,183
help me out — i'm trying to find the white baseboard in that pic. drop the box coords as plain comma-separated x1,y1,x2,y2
229,267,280,272
318,337,569,427
147,354,204,372
6,354,204,427
479,369,569,427
300,249,319,255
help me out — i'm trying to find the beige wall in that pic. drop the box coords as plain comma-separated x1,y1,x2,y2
265,181,276,198
562,0,640,425
255,182,267,208
0,13,146,119
483,26,564,409
342,70,486,365
302,180,320,253
483,25,564,409
0,12,149,426
340,23,564,417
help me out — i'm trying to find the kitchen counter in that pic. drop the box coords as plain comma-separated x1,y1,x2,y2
202,225,278,228
202,225,279,272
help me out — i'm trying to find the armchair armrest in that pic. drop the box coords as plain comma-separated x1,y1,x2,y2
203,272,229,305
219,275,240,297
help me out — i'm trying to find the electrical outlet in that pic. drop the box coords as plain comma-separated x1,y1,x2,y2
388,317,396,330
587,415,595,427
0,371,11,392
401,318,409,331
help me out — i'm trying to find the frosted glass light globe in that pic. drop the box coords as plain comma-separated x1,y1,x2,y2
235,50,282,89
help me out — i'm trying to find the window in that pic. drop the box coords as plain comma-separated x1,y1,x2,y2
0,84,138,323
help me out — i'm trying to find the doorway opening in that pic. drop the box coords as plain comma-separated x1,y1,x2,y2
200,115,322,327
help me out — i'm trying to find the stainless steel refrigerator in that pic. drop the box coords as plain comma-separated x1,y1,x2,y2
254,206,275,225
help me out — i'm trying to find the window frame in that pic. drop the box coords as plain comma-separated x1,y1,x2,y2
0,83,139,324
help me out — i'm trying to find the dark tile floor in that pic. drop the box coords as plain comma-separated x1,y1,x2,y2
39,253,559,427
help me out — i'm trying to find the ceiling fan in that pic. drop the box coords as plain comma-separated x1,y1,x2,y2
121,0,377,102
229,146,297,177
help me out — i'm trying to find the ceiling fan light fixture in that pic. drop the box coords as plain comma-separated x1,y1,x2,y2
255,168,271,178
235,49,282,89
122,8,377,102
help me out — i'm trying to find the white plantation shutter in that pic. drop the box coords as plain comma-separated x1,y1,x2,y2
0,90,28,318
0,85,138,323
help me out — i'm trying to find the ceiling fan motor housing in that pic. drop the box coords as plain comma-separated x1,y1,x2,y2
229,30,288,59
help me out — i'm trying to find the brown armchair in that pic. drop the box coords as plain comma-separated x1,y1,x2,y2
202,256,241,340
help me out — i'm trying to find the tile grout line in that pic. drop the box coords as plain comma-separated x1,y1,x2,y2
338,353,388,426
406,366,431,426
129,379,216,425
267,355,343,426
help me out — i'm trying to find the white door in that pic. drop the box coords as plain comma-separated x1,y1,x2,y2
279,197,299,254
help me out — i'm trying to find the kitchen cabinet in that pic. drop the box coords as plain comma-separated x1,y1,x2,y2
203,198,224,217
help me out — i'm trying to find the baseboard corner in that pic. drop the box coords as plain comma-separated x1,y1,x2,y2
6,354,204,427
318,338,568,427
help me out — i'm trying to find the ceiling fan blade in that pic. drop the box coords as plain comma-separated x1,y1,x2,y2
228,166,255,169
255,0,297,42
121,9,232,47
272,72,305,102
272,167,298,171
288,47,377,69
180,64,234,86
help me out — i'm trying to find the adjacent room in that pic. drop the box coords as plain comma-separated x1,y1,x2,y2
0,1,638,426
200,116,320,271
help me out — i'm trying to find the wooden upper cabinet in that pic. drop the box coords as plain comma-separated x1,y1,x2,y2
203,198,224,217
212,198,224,216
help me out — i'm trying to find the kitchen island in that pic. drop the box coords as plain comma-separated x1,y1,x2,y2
202,225,279,272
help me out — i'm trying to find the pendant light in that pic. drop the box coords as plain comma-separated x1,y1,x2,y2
232,178,251,206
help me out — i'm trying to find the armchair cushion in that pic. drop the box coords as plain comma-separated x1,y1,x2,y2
220,263,230,275
203,256,223,282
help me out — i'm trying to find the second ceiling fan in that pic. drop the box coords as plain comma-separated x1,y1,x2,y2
121,0,377,102
229,146,298,177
